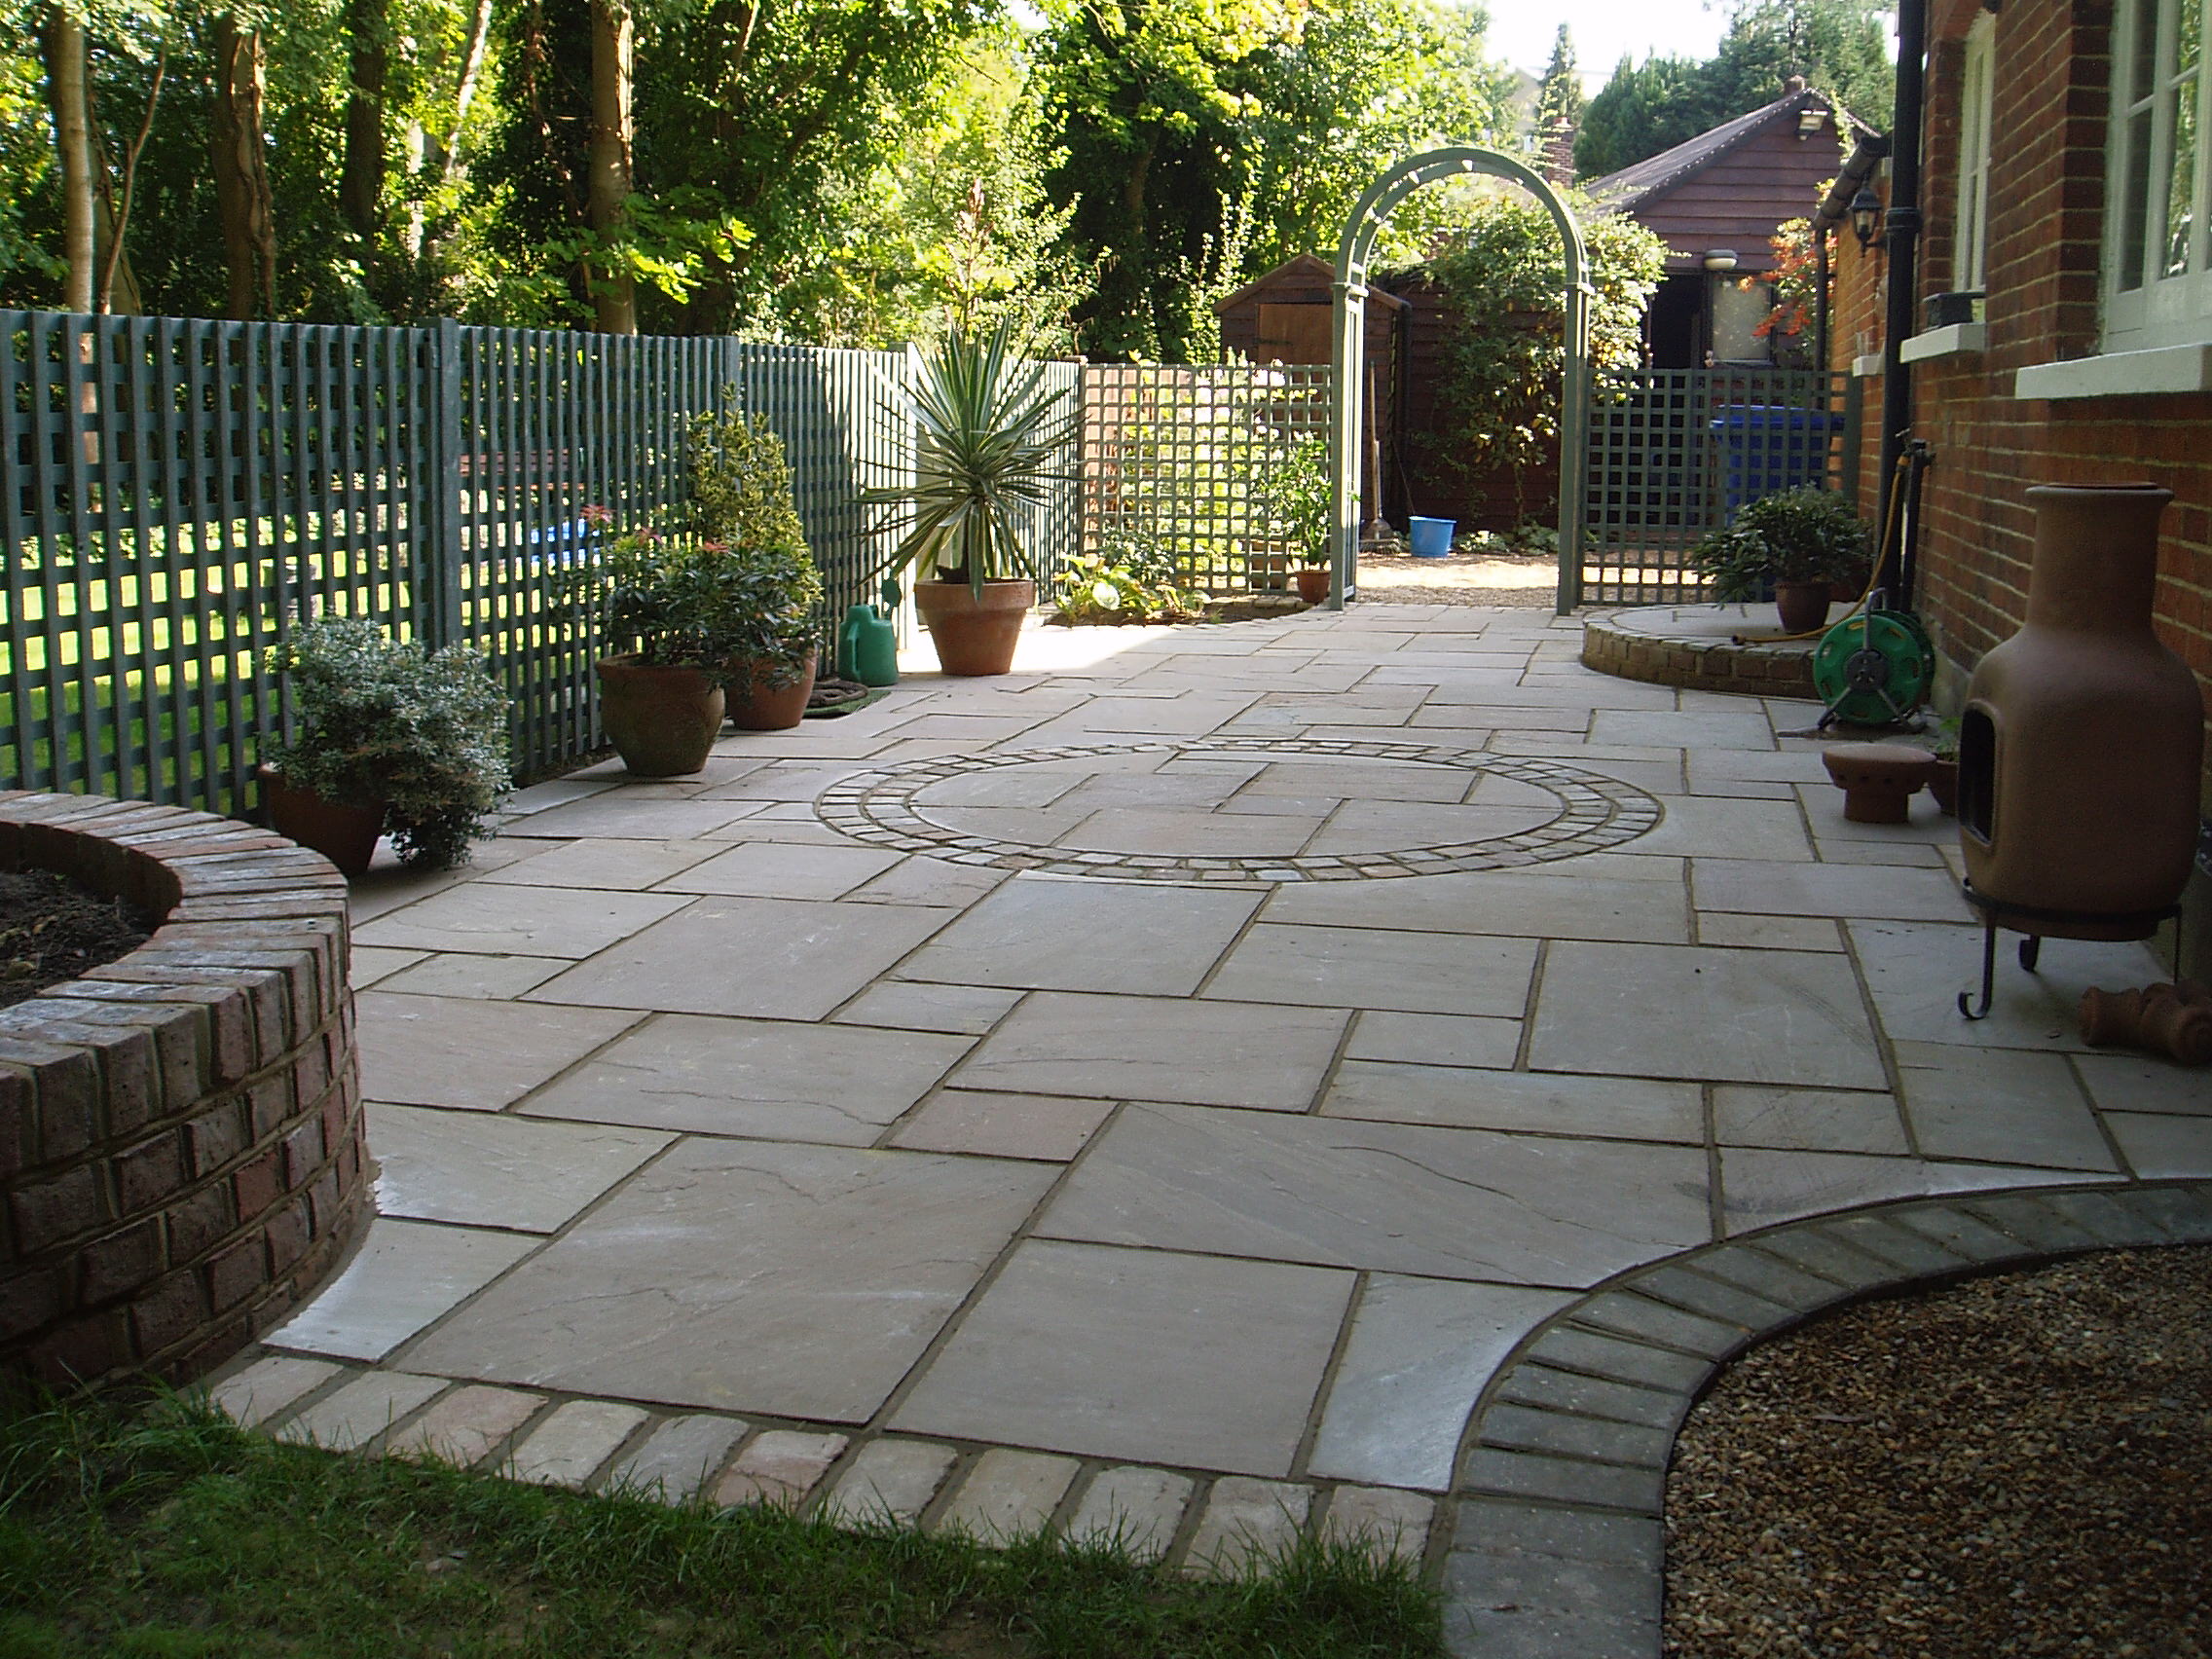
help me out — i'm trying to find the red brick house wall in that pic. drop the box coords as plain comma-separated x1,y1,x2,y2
1860,0,2212,971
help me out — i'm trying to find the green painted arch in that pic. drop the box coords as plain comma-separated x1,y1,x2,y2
1329,148,1593,613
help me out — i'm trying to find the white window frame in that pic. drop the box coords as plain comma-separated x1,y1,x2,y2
2103,0,2212,352
1954,14,1995,295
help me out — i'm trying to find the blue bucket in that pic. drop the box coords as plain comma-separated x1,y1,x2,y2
1408,516,1456,558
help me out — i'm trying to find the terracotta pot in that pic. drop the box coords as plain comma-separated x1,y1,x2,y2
259,766,386,877
1821,742,1935,824
1294,567,1331,605
1960,485,2206,932
596,655,725,777
1926,756,1959,816
1774,579,1833,634
724,647,817,732
913,579,1033,677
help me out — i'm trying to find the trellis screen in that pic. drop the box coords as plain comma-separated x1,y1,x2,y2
1081,363,1332,596
1577,367,1860,605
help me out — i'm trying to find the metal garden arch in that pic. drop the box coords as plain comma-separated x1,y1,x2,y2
1329,148,1591,613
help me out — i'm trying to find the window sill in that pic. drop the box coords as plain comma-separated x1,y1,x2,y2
1851,352,1885,378
1899,322,1988,363
2013,342,2212,399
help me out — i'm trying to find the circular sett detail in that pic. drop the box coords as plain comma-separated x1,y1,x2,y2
815,737,1662,883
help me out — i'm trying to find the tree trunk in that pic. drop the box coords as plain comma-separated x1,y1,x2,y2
40,7,95,313
585,0,636,334
210,15,276,319
340,0,387,250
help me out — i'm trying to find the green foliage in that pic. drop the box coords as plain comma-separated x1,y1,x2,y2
1424,196,1668,516
1053,532,1208,623
685,408,808,556
1688,485,1871,598
261,615,511,869
868,323,1075,595
1254,436,1332,566
1533,25,1586,139
1574,54,1716,179
0,1389,1443,1658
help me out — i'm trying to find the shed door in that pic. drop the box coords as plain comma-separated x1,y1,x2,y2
1256,303,1332,365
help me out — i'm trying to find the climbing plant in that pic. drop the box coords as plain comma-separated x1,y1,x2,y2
1423,196,1667,518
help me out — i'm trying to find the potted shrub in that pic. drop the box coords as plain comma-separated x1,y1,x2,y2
1687,486,1871,633
260,615,511,875
684,410,825,730
868,324,1074,677
1255,437,1333,605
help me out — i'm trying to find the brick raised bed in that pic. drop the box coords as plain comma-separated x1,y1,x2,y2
0,792,368,1389
1581,604,1821,698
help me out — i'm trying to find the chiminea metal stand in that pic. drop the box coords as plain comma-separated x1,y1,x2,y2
1956,884,2182,1020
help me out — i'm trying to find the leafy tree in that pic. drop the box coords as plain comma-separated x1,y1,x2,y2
1574,53,1716,178
1531,23,1582,181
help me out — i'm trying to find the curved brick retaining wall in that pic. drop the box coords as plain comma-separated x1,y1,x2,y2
0,792,369,1389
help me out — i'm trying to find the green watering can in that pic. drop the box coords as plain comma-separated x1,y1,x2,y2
838,579,901,687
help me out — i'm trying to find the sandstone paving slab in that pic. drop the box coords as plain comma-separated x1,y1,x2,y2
1321,1487,1436,1567
716,1429,850,1508
911,768,1085,809
509,1399,652,1487
207,1354,344,1429
820,1439,960,1528
1847,919,2164,1050
952,991,1347,1110
1308,1276,1576,1492
520,1014,971,1143
1265,868,1688,944
892,1239,1350,1478
356,993,643,1111
844,856,1012,909
1529,941,1886,1090
501,778,618,816
899,876,1259,995
1240,758,1475,803
1695,912,1846,952
377,953,569,999
274,1370,449,1450
1894,1041,2120,1170
1051,763,1268,812
1036,1103,1712,1285
2074,1051,2212,1116
1613,795,1813,862
1024,692,1260,740
386,1383,545,1466
1719,1147,2108,1234
1064,1466,1196,1560
1057,806,1327,856
2103,1112,2212,1177
1712,1086,1909,1154
697,762,873,803
1321,1061,1702,1144
1184,1478,1310,1575
1306,800,1558,855
916,804,1105,844
477,837,719,891
367,1103,673,1231
1203,924,1537,1018
888,1089,1117,1161
350,946,425,987
831,980,1024,1035
1344,1011,1523,1070
1590,709,1777,750
1794,784,1954,843
1692,858,1972,923
501,796,769,841
404,1140,1056,1422
605,1414,749,1501
654,841,905,901
268,1218,541,1360
1414,704,1587,733
929,1448,1082,1541
527,897,955,1020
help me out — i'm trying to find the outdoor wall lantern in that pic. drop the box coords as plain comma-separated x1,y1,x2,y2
1701,249,1739,272
1851,187,1884,249
1797,105,1827,135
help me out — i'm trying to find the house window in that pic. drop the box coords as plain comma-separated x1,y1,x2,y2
1955,15,1994,294
2106,0,2211,349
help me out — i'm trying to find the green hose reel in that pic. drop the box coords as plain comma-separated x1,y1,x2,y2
1810,608,1936,726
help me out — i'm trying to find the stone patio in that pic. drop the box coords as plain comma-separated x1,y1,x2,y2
203,604,2208,1649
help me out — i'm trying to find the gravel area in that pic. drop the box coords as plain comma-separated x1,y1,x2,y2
1353,551,1559,607
1665,1246,2212,1658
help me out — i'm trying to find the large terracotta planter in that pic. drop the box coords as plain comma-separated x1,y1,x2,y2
914,579,1033,677
260,766,386,876
596,655,725,777
725,647,818,732
1294,567,1331,605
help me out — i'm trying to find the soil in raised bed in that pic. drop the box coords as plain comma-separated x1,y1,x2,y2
1665,1245,2212,1658
0,867,155,1011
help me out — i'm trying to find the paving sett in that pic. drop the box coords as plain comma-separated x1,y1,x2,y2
214,607,2197,1651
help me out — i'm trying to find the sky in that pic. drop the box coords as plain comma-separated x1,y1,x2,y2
1482,0,1733,84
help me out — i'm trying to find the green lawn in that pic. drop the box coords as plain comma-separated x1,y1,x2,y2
0,1392,1442,1659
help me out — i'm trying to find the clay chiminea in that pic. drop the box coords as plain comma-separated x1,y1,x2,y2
1956,484,2207,1016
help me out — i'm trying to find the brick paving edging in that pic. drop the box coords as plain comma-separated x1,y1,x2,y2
1581,610,1820,698
1442,1180,2212,1659
0,792,370,1389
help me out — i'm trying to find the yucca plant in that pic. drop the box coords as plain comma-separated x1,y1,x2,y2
868,324,1075,600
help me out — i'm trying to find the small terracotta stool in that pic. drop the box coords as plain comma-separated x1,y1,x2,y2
1821,743,1936,823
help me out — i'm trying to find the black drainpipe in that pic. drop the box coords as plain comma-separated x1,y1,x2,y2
1875,0,1928,604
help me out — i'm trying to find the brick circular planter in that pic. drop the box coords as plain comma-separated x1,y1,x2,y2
1581,604,1821,698
0,792,370,1390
